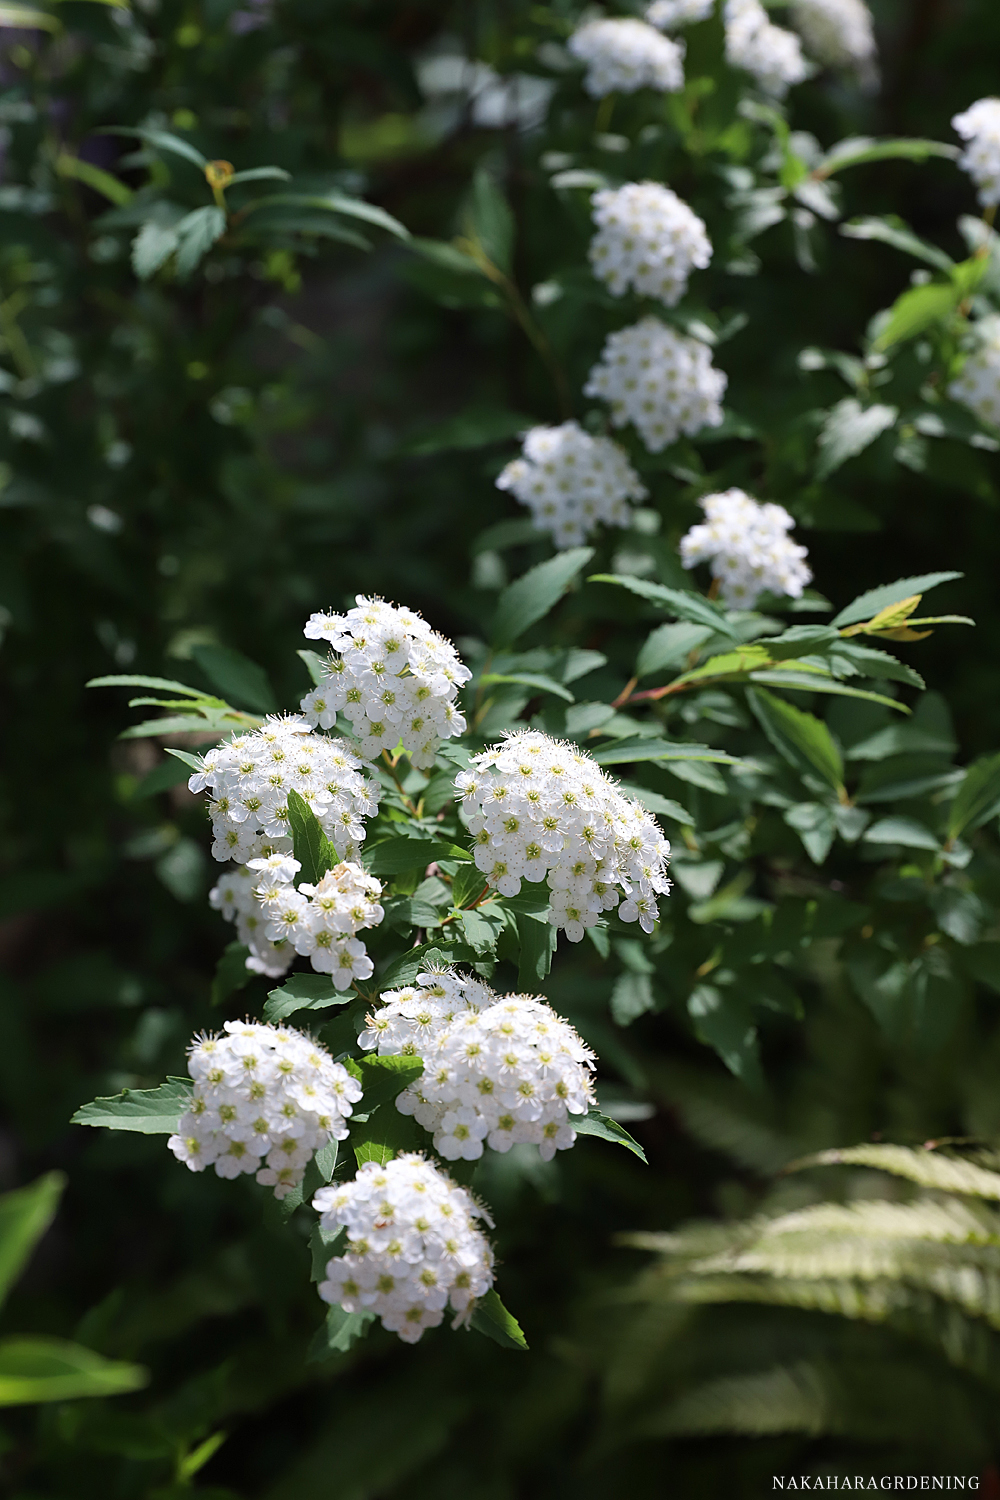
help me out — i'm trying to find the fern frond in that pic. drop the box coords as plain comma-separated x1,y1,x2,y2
793,1144,1000,1199
647,1360,830,1438
649,1062,795,1174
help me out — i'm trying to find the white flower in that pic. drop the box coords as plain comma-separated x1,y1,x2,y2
724,0,809,96
948,319,1000,428
567,18,685,98
679,487,812,607
313,1154,495,1343
454,729,670,942
209,864,293,978
189,715,378,868
167,1021,363,1199
584,316,726,453
953,99,1000,208
646,0,714,29
496,422,647,548
789,0,877,77
300,596,472,770
360,968,598,1163
589,182,712,308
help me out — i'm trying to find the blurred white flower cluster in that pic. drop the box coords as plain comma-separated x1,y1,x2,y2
496,421,647,547
568,18,685,97
680,488,812,607
359,968,596,1161
724,0,809,97
168,1021,362,1198
456,729,671,941
314,1154,495,1343
949,319,1000,428
301,596,471,769
589,181,712,307
646,0,714,29
189,715,377,865
953,98,1000,207
585,316,727,452
789,0,877,77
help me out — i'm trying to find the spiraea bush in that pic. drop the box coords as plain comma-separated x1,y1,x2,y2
7,0,1000,1495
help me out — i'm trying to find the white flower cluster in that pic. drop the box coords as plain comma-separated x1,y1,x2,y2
567,18,685,98
168,1021,362,1198
589,182,712,308
949,321,1000,428
584,316,726,452
456,729,671,942
680,488,812,607
724,0,809,97
313,1154,494,1344
496,421,647,548
360,969,596,1163
209,864,290,978
646,0,714,29
189,716,378,866
953,99,1000,208
789,0,877,75
300,596,471,770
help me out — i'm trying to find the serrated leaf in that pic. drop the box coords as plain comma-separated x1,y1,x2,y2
748,689,844,795
0,1337,148,1406
610,972,656,1028
190,643,277,713
573,1107,648,1162
71,1079,192,1133
351,1103,426,1167
307,1304,376,1363
174,205,227,278
131,218,180,280
263,974,350,1022
352,1054,426,1114
816,399,898,479
590,574,741,641
210,940,253,1008
287,789,338,886
832,572,963,629
591,737,738,767
636,621,714,679
378,944,449,989
791,1143,1000,1200
366,836,471,876
872,281,963,354
0,1174,64,1309
470,1288,528,1350
492,548,594,647
947,752,1000,842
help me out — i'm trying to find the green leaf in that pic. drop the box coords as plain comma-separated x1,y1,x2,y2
748,689,845,795
492,548,594,647
241,191,408,241
352,1054,426,1115
481,672,574,703
832,572,963,629
0,1337,148,1406
591,737,739,767
131,217,180,279
0,5,58,31
227,166,292,186
470,1288,528,1351
86,673,205,698
610,972,656,1027
839,215,955,273
378,944,448,989
56,151,131,207
947,752,1000,841
107,125,209,169
784,802,837,864
589,574,741,641
210,940,253,1008
636,621,713,679
816,399,898,479
402,408,531,457
617,783,692,824
687,985,763,1091
366,836,471,876
745,672,908,711
287,789,338,886
573,1107,648,1163
816,136,959,176
297,648,328,686
263,974,351,1022
458,904,505,957
307,1305,376,1363
468,167,514,274
516,911,557,989
351,1103,426,1167
0,1174,64,1309
174,205,227,278
872,281,962,354
71,1079,192,1134
189,643,277,713
863,816,940,851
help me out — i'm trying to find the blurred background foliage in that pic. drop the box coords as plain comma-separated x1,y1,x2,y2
6,0,1000,1493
